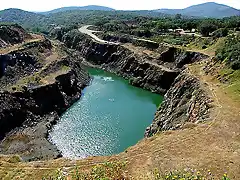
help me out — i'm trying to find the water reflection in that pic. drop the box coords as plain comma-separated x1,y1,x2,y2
49,68,163,159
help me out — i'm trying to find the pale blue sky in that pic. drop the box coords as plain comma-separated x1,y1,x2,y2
1,0,240,11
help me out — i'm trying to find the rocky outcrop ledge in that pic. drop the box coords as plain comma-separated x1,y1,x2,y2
61,30,208,94
145,72,213,137
0,24,31,48
0,58,90,161
0,32,90,160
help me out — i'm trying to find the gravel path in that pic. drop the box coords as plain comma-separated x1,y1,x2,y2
79,25,119,45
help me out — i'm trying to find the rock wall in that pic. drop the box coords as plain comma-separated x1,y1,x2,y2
156,46,209,68
61,31,208,95
0,56,90,161
0,30,90,160
0,24,31,47
62,34,180,94
0,39,52,89
0,33,89,140
0,59,89,140
145,72,212,137
79,41,179,94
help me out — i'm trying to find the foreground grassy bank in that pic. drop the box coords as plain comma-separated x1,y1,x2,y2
0,156,231,180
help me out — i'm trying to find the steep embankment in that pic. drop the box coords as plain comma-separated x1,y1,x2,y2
145,72,212,136
0,25,90,161
61,29,208,94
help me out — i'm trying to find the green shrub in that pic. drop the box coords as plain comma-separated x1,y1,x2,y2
216,34,240,70
199,22,218,37
152,169,231,180
212,28,229,38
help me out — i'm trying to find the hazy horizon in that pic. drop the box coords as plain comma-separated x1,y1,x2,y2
0,0,240,12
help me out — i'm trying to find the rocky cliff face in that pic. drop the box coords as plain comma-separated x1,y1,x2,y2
0,24,31,47
79,41,179,94
0,57,89,160
0,38,52,88
156,46,209,68
0,65,88,129
61,31,208,94
145,72,212,137
0,27,90,160
61,33,177,93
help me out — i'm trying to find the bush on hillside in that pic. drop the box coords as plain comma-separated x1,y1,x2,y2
216,34,240,70
212,28,229,38
199,21,218,37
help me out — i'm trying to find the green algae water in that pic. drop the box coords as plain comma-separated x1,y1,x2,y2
49,68,163,159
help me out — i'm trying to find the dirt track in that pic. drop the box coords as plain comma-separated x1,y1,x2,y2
79,25,119,45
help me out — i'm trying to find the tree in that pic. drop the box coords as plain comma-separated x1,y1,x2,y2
216,34,240,70
212,28,229,38
199,21,218,37
175,14,182,20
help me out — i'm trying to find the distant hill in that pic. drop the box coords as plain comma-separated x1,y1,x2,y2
0,2,239,33
42,5,115,14
0,8,49,31
120,10,168,18
0,8,166,32
156,2,240,18
0,8,45,23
